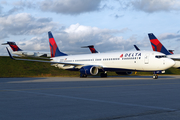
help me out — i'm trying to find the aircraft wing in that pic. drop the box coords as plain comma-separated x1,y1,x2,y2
167,54,180,61
6,47,84,66
171,58,180,61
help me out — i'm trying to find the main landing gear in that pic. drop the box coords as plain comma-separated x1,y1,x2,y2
80,72,108,78
153,74,158,79
80,74,87,78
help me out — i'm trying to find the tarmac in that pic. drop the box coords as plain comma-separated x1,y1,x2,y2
1,75,180,120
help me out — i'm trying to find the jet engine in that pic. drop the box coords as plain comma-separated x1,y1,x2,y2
116,72,132,75
80,65,99,75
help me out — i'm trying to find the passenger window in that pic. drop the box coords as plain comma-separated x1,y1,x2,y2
155,55,167,58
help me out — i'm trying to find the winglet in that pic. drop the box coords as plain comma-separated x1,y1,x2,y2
134,45,140,51
48,31,68,57
81,45,99,53
6,47,15,60
148,33,171,55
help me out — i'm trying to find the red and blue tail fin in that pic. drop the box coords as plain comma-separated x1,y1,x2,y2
81,45,98,53
48,31,67,57
148,33,171,55
2,42,22,51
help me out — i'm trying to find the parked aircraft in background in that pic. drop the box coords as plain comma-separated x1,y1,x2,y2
148,33,180,69
2,41,50,57
6,31,175,79
81,45,99,53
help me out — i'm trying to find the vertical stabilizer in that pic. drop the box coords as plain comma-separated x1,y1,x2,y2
81,45,99,53
48,31,68,57
2,42,22,51
148,33,171,55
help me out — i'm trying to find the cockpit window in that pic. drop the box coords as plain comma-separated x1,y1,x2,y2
155,55,167,58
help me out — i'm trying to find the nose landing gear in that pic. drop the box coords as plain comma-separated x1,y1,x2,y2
153,74,158,79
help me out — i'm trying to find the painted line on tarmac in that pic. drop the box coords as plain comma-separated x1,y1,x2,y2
3,88,177,112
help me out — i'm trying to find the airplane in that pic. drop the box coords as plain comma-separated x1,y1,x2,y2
6,31,175,79
2,41,50,58
148,33,180,69
81,45,99,53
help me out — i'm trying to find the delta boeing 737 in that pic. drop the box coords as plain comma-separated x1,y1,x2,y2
6,31,175,79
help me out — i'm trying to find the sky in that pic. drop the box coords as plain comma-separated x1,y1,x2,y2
1,0,180,56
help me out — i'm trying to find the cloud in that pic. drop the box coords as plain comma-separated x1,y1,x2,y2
1,22,145,56
18,36,49,51
119,0,180,13
0,13,59,38
3,7,24,16
0,1,32,17
47,23,135,54
0,12,60,56
115,14,124,19
0,5,3,15
13,1,37,9
39,0,102,15
63,23,126,41
20,23,136,55
158,33,180,40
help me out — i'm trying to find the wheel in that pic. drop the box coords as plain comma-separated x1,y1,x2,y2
80,74,87,78
153,74,158,79
100,73,107,77
156,75,158,79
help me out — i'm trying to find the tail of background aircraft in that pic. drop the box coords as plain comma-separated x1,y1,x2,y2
48,31,67,57
168,50,174,54
81,45,99,53
2,42,22,51
148,33,171,55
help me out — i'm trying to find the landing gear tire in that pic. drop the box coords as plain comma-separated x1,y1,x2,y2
100,73,107,77
80,74,87,78
153,74,158,79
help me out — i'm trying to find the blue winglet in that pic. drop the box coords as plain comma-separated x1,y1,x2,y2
134,45,140,51
6,47,15,60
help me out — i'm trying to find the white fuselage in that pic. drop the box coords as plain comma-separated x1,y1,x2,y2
51,51,175,72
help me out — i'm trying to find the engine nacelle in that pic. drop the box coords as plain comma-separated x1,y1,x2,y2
154,70,165,74
116,72,132,75
80,65,99,75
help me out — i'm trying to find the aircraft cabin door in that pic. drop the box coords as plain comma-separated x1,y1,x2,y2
144,54,149,64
